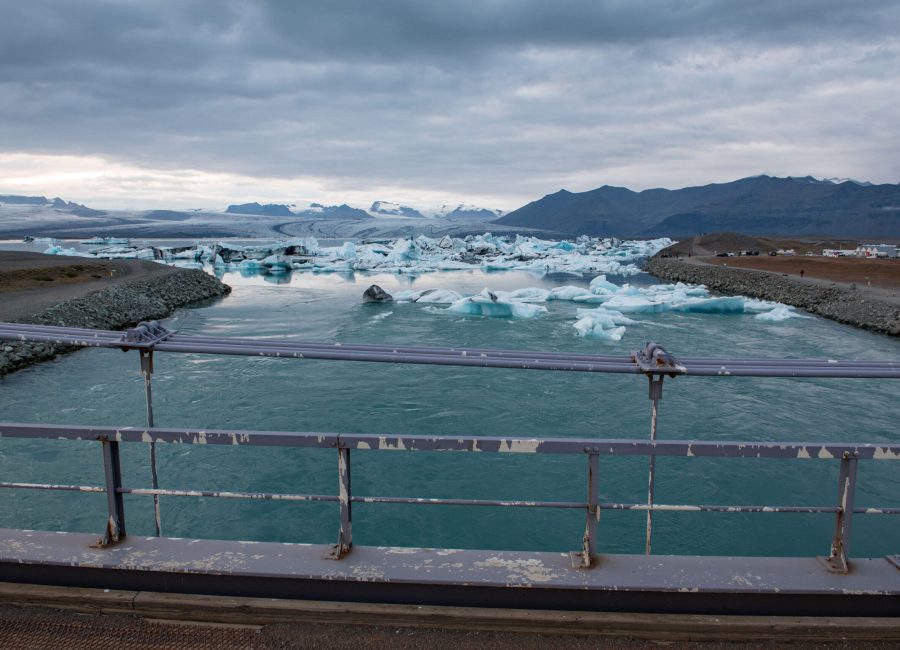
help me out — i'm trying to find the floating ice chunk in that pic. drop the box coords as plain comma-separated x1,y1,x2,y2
447,289,547,319
418,289,463,303
574,307,635,325
33,232,674,277
573,319,626,340
670,296,745,313
743,298,782,313
481,260,518,271
261,255,293,273
284,237,319,255
43,245,92,257
506,287,551,302
388,238,420,262
602,295,670,313
370,311,393,321
754,305,810,321
572,306,632,339
213,254,226,268
551,240,579,252
393,289,462,303
239,259,264,272
548,286,607,303
436,260,477,270
589,275,620,294
339,242,356,260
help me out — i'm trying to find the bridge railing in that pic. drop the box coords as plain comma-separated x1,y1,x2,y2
0,423,897,573
1,321,899,574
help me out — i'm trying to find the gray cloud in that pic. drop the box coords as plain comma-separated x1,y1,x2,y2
1,1,899,208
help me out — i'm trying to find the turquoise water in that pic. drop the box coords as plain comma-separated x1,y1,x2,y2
1,267,898,558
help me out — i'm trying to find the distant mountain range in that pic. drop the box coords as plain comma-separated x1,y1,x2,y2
225,201,505,220
225,202,373,219
0,194,106,217
495,176,900,237
7,175,900,238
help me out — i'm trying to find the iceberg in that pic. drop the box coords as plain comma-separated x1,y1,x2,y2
447,289,547,319
548,286,604,302
589,274,621,294
43,245,92,257
670,296,746,313
38,232,675,278
573,306,635,340
393,289,463,303
506,287,552,302
754,305,810,322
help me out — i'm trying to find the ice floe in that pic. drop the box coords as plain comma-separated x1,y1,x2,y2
446,289,548,319
383,275,807,335
43,233,674,277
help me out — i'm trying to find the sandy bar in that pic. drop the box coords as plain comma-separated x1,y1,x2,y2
0,252,183,321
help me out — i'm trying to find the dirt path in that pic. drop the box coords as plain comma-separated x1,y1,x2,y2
692,255,900,308
0,252,181,321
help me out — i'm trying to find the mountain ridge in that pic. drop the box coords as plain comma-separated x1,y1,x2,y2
495,176,900,237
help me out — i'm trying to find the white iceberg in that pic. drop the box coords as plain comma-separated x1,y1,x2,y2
573,306,635,339
754,305,810,322
38,232,675,278
393,289,464,303
447,289,547,319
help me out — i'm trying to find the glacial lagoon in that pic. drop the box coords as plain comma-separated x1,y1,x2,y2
0,236,898,558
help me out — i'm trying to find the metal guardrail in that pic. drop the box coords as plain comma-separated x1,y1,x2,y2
1,321,899,574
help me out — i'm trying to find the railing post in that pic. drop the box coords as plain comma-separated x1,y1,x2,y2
820,452,859,573
139,349,162,537
645,375,663,555
575,451,600,568
98,436,126,547
331,446,352,559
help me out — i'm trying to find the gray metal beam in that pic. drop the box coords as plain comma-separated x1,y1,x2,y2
2,322,899,378
1,423,897,461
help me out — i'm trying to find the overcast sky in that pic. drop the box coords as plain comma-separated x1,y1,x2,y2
1,0,899,210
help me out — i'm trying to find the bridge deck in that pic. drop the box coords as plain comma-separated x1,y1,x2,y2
0,529,897,617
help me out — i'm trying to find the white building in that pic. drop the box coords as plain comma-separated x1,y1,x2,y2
857,244,898,258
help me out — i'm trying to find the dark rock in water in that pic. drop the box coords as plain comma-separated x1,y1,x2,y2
363,285,393,302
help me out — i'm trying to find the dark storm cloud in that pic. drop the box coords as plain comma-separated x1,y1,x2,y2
1,1,899,207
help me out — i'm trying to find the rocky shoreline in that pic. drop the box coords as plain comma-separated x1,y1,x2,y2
0,269,230,377
645,257,900,336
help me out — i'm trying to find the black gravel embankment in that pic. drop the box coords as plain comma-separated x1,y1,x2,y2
646,257,900,337
0,270,230,377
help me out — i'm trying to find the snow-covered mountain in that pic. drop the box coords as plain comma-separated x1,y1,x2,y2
821,177,873,187
786,176,873,187
366,201,504,219
428,203,505,219
369,201,426,218
224,199,505,220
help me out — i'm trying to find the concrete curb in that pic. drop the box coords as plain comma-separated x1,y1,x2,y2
0,582,897,641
